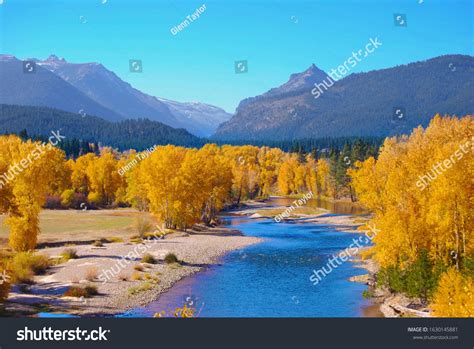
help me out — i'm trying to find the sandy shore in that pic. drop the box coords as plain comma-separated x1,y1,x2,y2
5,225,261,316
230,200,367,233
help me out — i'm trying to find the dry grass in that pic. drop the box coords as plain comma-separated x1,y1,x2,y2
0,209,156,248
84,267,99,281
255,206,325,217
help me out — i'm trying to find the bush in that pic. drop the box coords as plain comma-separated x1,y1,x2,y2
64,286,88,298
64,285,98,298
106,237,124,243
87,192,102,206
118,273,128,281
362,290,374,299
44,195,62,209
131,272,142,281
93,240,104,247
134,217,153,238
84,267,98,281
0,260,11,302
9,252,51,284
128,282,153,296
84,285,98,296
133,264,144,272
141,254,156,264
377,250,442,302
164,253,179,265
60,189,75,207
60,248,78,261
404,250,440,301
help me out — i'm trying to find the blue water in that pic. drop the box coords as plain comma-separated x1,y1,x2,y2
121,213,376,317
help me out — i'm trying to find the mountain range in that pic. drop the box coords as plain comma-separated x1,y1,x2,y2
213,54,474,140
1,54,472,144
0,54,231,137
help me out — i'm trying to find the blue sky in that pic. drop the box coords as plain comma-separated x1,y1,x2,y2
1,0,472,112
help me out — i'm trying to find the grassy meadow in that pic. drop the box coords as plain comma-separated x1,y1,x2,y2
0,209,156,247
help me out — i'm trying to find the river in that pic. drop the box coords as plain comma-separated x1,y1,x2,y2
120,198,381,317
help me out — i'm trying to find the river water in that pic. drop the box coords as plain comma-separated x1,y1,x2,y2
121,198,381,317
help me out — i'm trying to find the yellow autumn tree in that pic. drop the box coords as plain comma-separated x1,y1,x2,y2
349,115,473,315
431,269,474,317
86,148,122,206
0,136,67,251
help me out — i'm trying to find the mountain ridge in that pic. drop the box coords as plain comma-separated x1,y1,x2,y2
213,54,474,140
1,54,232,137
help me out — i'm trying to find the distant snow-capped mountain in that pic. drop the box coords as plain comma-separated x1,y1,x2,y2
3,54,232,137
157,98,232,137
0,55,124,122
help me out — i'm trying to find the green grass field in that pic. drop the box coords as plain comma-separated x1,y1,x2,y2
0,209,156,247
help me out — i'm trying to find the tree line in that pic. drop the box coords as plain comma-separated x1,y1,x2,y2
0,114,472,316
349,115,473,317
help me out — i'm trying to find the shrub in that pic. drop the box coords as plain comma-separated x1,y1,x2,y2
84,267,98,281
377,250,442,302
9,252,51,283
87,192,102,205
362,290,374,299
143,273,160,284
141,254,156,264
44,195,62,209
131,272,142,281
64,286,88,298
134,217,153,238
0,260,11,302
106,237,124,243
64,285,98,298
118,273,128,281
133,265,144,272
60,189,75,207
84,285,98,296
128,282,153,296
93,240,104,247
164,253,179,265
130,236,142,244
60,248,78,261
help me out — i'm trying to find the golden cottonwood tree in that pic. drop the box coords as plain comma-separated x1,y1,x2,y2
349,115,473,315
0,136,66,251
431,268,474,317
85,148,122,206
